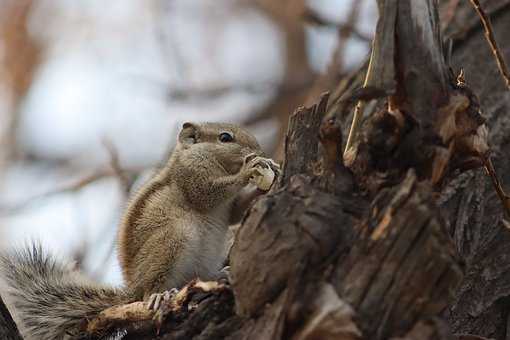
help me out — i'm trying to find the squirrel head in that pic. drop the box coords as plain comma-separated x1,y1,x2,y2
177,122,263,174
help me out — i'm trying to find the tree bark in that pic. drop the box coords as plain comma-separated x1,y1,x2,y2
0,297,23,340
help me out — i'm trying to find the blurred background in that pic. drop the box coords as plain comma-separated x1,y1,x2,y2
0,0,376,285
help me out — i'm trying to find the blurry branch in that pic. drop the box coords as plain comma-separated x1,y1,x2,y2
303,0,371,109
328,0,366,76
468,0,510,89
166,82,285,102
0,138,148,216
441,0,461,30
0,0,40,98
102,139,133,195
154,0,189,84
0,169,143,220
252,0,312,84
250,0,316,158
302,6,371,43
0,170,121,215
154,2,295,104
0,0,40,174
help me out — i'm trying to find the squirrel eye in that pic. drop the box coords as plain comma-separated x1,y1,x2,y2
219,132,234,143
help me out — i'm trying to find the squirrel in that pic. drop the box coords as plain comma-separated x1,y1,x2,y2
0,122,278,340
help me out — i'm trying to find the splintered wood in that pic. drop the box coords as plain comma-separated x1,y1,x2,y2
85,280,227,337
86,301,152,335
339,0,493,200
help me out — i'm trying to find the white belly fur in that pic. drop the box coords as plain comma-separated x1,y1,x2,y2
167,204,231,287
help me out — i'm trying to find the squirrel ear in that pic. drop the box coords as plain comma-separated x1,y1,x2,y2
179,122,198,145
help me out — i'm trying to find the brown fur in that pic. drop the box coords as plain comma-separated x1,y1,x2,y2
0,122,268,339
118,122,264,298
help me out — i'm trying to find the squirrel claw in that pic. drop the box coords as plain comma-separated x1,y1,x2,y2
147,288,178,311
243,154,269,169
215,265,231,284
243,152,258,165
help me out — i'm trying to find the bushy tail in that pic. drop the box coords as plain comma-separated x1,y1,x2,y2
0,245,129,340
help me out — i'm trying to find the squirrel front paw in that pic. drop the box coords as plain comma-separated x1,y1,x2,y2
241,153,280,191
240,154,265,181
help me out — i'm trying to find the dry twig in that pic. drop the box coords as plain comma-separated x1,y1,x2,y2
466,0,510,218
469,0,510,89
483,156,510,219
343,49,374,156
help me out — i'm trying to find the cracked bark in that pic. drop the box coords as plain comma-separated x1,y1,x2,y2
0,297,22,340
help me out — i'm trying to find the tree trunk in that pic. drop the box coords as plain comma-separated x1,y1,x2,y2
0,297,22,340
